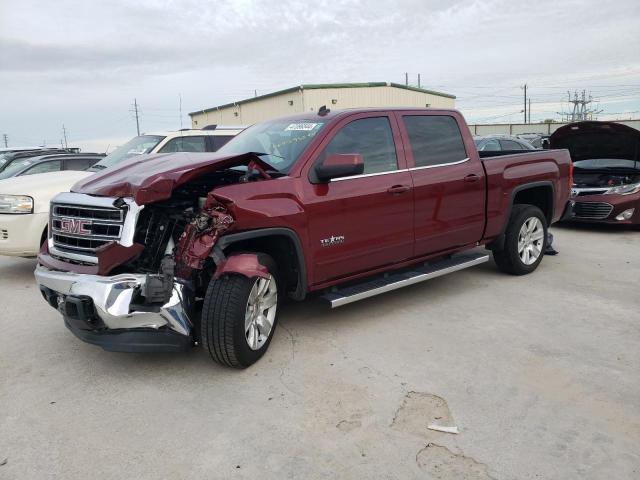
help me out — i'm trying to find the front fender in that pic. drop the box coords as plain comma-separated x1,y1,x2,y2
213,254,269,280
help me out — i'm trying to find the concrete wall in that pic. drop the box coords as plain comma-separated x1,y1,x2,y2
467,119,640,136
190,85,455,127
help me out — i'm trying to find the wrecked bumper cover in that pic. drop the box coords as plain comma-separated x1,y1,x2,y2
34,265,193,352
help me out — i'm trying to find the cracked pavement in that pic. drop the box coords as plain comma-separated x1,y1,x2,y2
0,223,639,479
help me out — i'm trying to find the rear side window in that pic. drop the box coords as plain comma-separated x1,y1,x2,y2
481,139,501,151
209,135,234,151
402,115,467,167
320,117,397,174
22,160,62,175
159,136,207,153
500,139,525,150
65,158,98,170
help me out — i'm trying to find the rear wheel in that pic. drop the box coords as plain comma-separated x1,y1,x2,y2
493,205,547,275
201,254,279,368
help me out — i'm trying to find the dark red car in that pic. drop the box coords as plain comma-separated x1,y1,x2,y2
35,108,572,368
551,121,640,226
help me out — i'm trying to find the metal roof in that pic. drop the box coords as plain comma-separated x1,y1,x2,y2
189,82,456,116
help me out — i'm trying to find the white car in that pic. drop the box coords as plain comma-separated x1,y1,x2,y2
89,127,244,172
0,127,244,258
0,171,92,257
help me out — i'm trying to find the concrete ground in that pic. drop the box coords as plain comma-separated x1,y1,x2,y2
0,224,638,480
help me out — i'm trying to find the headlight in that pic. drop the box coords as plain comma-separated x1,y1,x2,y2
605,183,640,195
0,195,34,214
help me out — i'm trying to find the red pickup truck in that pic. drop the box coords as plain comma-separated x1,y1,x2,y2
35,108,572,368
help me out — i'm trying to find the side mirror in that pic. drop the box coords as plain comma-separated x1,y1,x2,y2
315,154,364,182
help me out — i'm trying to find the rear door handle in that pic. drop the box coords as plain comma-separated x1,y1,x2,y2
387,185,411,194
464,174,480,183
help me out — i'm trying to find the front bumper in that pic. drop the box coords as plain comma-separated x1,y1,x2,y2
0,212,48,257
569,192,640,225
34,265,194,352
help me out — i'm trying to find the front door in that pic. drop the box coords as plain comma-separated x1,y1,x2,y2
303,114,414,285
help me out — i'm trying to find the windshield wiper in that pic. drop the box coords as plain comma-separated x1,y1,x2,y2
90,164,107,171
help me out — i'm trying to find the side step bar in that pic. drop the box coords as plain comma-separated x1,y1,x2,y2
321,251,490,308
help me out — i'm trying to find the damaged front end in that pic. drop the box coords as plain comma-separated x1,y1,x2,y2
35,153,277,352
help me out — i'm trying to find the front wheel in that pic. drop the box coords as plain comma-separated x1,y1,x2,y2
493,205,548,275
201,254,279,368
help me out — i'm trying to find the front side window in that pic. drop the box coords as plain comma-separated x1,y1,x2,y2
158,136,207,153
22,160,62,175
319,117,398,174
403,115,467,167
90,135,165,171
210,135,234,151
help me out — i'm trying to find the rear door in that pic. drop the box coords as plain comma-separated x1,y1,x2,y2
303,113,414,284
396,112,485,256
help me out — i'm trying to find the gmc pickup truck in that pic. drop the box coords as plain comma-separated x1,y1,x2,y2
35,108,572,368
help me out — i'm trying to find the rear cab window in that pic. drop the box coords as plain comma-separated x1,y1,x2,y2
402,115,467,167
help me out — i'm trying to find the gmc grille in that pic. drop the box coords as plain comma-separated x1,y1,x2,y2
573,202,614,220
50,203,127,255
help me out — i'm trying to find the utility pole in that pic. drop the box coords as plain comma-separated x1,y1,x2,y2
405,72,409,86
62,124,68,149
2,134,7,148
133,98,141,136
528,98,531,124
522,84,527,124
418,73,421,88
179,94,183,130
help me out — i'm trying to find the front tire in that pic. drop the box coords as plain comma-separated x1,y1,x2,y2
201,254,279,368
493,205,548,275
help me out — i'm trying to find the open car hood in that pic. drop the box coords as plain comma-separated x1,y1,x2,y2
71,152,274,205
550,121,640,162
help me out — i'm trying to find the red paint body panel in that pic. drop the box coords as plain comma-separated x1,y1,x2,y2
71,152,272,205
46,108,572,292
571,192,640,225
214,254,270,279
38,240,144,275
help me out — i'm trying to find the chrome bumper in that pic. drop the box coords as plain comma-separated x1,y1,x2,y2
34,265,192,337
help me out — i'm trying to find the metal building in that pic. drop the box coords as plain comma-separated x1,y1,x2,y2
189,82,456,127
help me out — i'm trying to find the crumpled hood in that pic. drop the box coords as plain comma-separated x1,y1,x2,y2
71,151,271,205
550,121,640,162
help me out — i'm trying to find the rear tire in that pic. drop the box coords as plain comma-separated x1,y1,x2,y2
201,254,279,368
493,205,548,275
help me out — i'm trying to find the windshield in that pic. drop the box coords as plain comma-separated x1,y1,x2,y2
90,135,165,171
573,158,640,170
0,158,33,180
217,119,327,172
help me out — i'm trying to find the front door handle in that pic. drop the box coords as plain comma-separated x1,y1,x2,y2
387,185,411,194
464,174,480,183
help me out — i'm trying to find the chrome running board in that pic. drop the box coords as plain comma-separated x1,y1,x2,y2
321,251,490,308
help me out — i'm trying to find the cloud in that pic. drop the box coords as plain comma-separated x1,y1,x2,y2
0,0,638,149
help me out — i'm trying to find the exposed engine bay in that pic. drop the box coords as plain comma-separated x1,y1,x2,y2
573,171,640,188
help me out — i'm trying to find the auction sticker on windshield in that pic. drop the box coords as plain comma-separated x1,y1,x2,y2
285,123,320,131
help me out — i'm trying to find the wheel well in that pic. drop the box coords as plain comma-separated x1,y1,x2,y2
40,225,48,247
223,234,301,298
513,186,553,224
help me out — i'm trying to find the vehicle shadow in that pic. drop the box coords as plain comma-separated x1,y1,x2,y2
554,221,638,234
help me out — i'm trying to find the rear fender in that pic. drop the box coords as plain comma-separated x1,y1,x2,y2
213,253,269,280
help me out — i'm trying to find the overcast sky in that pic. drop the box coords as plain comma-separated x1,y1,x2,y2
1,0,639,151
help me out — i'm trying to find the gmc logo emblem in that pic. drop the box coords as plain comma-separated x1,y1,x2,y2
58,218,92,235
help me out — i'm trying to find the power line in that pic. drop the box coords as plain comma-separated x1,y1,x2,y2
131,98,141,136
62,124,68,149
